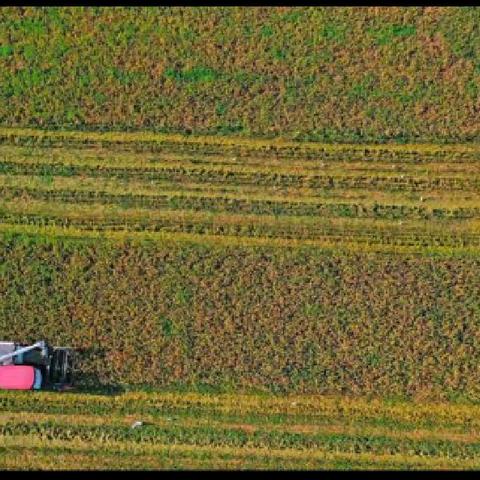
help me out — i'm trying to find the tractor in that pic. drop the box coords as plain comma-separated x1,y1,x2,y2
0,340,74,391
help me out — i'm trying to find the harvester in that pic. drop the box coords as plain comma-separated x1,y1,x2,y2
0,340,74,391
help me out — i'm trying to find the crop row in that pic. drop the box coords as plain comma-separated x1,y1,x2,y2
1,161,479,191
1,130,479,163
5,172,480,215
2,391,479,433
3,435,476,470
2,209,480,248
1,389,478,469
1,420,478,459
6,151,480,179
5,186,480,221
4,149,480,181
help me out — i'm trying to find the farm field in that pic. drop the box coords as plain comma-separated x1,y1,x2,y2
1,129,480,471
0,7,479,144
1,6,480,471
1,127,480,403
1,390,479,470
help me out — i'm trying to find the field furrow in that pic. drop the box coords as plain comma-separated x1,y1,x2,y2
2,160,480,192
0,391,478,471
4,186,480,221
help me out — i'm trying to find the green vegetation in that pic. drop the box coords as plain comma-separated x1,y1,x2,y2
0,390,479,470
0,7,479,143
0,6,479,470
0,129,479,401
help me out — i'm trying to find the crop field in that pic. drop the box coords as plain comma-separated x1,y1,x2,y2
0,128,480,469
1,390,479,470
0,7,479,144
1,5,479,471
0,127,479,400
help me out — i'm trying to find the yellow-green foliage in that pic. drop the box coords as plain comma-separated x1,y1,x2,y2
0,390,479,470
0,7,479,143
1,131,480,255
0,132,479,398
0,233,479,399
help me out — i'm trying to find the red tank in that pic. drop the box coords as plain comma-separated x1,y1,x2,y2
0,365,38,390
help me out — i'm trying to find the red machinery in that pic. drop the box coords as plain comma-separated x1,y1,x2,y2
0,340,74,391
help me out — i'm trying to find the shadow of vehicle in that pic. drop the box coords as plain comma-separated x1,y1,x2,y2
65,346,126,396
